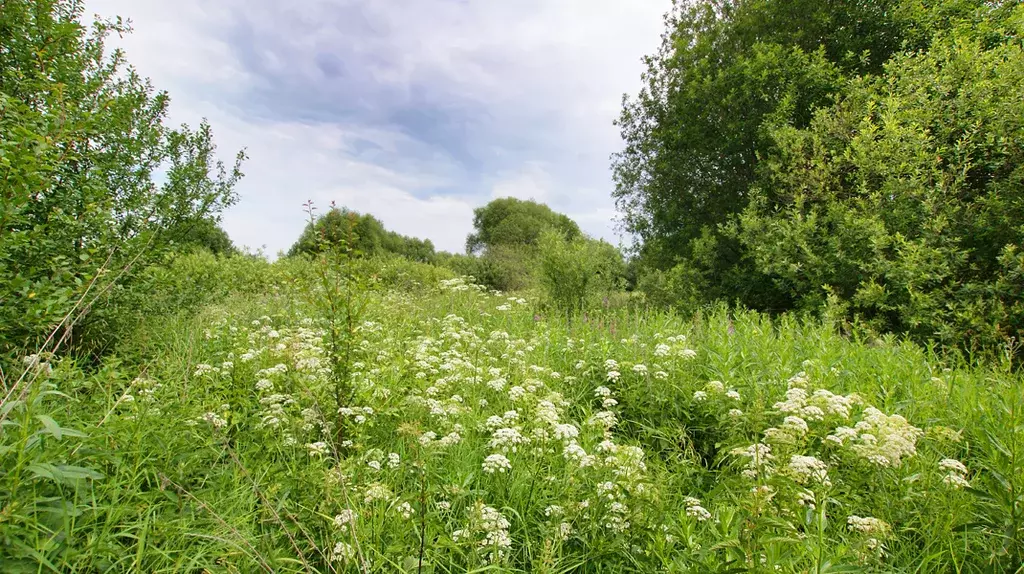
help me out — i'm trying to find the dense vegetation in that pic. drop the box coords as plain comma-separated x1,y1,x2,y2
2,1,1023,573
615,0,1024,352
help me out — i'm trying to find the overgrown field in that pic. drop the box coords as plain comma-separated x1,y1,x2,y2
2,257,1022,573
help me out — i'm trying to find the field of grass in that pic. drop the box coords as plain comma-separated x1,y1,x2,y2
2,257,1022,573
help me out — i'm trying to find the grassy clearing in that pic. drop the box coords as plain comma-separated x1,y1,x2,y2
2,260,1022,573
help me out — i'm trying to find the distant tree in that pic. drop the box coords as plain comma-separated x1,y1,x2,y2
466,198,581,255
288,207,435,262
167,217,236,255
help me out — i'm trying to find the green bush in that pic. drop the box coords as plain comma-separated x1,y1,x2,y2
537,231,625,316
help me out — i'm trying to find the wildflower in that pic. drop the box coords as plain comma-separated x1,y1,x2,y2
782,415,809,436
255,378,274,392
334,509,357,527
552,423,579,441
726,390,741,400
306,441,330,456
594,386,612,398
418,431,437,446
587,410,618,430
728,408,744,417
680,349,697,359
940,458,970,488
787,455,831,486
544,505,564,517
364,483,393,504
632,364,648,374
706,380,725,393
482,453,512,474
397,502,414,519
331,542,355,562
684,497,711,522
693,391,708,402
847,515,890,536
602,397,618,408
606,370,621,381
563,442,595,467
197,411,227,429
557,522,573,541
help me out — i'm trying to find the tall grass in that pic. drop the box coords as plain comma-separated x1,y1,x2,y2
1,256,1020,572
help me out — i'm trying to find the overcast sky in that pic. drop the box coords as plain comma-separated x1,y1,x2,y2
85,0,669,256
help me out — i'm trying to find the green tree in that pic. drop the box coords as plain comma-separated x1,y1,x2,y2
466,198,581,254
167,217,236,255
288,206,436,263
612,0,991,270
728,4,1024,350
537,231,625,317
0,0,244,354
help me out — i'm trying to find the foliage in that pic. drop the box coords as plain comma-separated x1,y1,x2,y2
0,0,244,356
615,0,1023,352
537,231,625,317
288,207,435,263
466,198,581,255
2,257,1023,572
464,198,587,291
167,217,236,255
723,5,1024,350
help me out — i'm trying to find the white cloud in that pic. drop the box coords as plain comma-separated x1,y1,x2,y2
84,0,669,256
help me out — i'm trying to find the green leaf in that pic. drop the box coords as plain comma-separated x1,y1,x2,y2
35,414,62,439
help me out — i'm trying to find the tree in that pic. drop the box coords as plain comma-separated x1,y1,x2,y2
727,4,1024,350
0,0,244,354
168,217,236,255
288,207,436,263
466,198,581,255
611,0,988,270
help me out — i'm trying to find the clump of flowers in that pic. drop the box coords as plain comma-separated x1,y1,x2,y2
684,497,711,521
453,502,512,563
829,407,923,467
482,453,512,474
939,458,970,488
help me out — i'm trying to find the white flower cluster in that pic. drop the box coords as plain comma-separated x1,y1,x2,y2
731,443,775,480
453,503,512,563
684,496,711,521
847,515,890,536
482,453,512,474
786,455,831,486
827,407,923,467
939,458,970,488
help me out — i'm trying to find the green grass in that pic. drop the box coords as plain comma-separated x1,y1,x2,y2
1,262,1022,573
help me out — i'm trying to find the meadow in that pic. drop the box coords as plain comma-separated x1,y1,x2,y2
3,253,1021,573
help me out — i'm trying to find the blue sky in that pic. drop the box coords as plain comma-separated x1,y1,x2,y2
86,0,668,256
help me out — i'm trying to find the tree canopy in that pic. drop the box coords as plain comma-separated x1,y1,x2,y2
0,0,244,353
616,0,1024,350
288,207,436,263
466,198,582,255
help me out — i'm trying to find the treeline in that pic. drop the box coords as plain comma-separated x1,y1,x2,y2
289,198,627,314
614,0,1024,353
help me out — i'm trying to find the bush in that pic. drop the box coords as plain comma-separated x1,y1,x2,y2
537,231,625,316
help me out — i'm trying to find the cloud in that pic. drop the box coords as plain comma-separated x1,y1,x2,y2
85,0,668,256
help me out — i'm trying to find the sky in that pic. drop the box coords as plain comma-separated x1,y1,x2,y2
85,0,669,257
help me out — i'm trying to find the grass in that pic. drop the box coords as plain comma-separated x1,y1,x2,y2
1,259,1022,573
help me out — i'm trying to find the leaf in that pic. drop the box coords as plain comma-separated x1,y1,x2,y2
35,414,62,439
56,464,104,481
